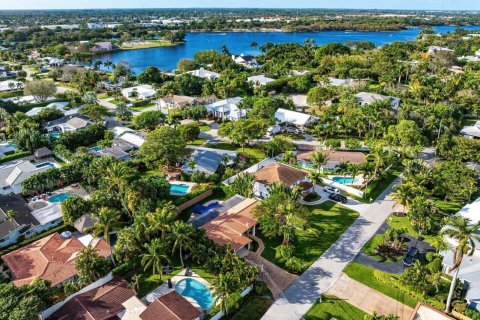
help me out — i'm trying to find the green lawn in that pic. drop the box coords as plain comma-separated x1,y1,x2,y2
304,295,368,320
200,124,211,132
387,213,437,244
208,142,266,163
361,168,402,203
434,199,463,214
130,103,156,111
230,297,273,320
189,138,207,146
120,40,184,50
261,201,359,271
362,234,403,262
343,263,418,308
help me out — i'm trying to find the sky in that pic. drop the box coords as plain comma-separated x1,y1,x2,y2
1,0,480,10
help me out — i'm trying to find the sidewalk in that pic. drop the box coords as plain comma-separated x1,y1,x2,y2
326,273,413,319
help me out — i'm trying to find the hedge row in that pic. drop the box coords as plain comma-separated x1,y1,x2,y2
0,151,30,164
132,99,153,108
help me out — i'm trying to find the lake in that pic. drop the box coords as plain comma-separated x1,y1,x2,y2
96,25,480,74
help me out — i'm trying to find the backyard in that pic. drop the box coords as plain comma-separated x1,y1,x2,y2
304,294,368,320
208,142,267,164
261,201,359,271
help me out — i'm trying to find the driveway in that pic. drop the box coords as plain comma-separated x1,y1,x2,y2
261,176,402,320
326,273,413,319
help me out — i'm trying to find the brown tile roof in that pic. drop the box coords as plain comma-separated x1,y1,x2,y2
203,198,259,252
140,291,201,320
2,233,110,286
254,162,307,187
297,150,366,164
48,277,136,320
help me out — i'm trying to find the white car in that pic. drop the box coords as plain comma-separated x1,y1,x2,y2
324,186,340,194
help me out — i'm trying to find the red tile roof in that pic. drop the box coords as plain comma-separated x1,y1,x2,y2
48,277,136,320
203,198,259,252
140,291,201,320
2,233,110,286
254,162,307,187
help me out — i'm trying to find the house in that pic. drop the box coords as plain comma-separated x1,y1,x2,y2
47,277,136,320
91,41,113,52
203,197,259,254
2,232,110,286
460,121,480,139
121,85,156,100
157,95,217,110
0,195,39,247
408,302,454,320
191,194,247,228
139,291,202,320
355,92,401,110
427,46,454,54
74,214,95,233
186,68,220,80
441,197,480,312
0,80,24,92
253,162,312,199
42,57,64,67
205,97,246,121
0,160,51,195
182,146,236,175
327,77,358,87
43,114,91,133
34,147,53,161
232,55,261,68
25,101,71,117
118,131,146,148
91,139,136,161
247,74,275,87
297,150,367,172
291,70,310,76
112,126,135,138
274,108,317,127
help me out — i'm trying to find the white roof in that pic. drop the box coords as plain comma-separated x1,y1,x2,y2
275,108,315,126
119,132,145,148
112,126,135,139
0,80,24,92
461,121,480,138
0,160,50,189
119,296,147,320
121,85,155,95
187,68,220,79
355,92,400,107
205,97,243,111
25,101,69,117
328,77,356,86
455,196,480,223
77,234,94,247
31,202,62,225
247,74,275,86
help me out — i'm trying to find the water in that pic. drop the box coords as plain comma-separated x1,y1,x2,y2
35,162,55,169
89,146,102,152
170,183,190,195
48,192,73,203
96,26,480,73
175,278,214,310
332,176,358,185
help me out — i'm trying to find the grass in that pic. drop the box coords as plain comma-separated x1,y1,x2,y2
261,201,359,271
230,296,273,320
188,138,207,146
130,103,156,111
387,213,437,244
434,199,463,214
362,234,403,262
200,124,211,132
208,142,267,163
462,118,479,126
97,93,110,99
362,168,402,203
343,263,418,308
110,99,128,106
304,294,368,320
120,40,184,50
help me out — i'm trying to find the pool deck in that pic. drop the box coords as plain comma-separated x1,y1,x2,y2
169,181,197,195
327,175,364,186
142,268,213,309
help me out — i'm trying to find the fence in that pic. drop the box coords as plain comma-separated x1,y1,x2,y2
209,285,254,320
176,188,213,212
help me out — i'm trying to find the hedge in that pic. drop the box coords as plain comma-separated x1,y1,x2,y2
132,99,153,108
0,151,30,164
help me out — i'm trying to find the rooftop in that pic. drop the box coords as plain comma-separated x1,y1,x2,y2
274,108,316,126
297,150,367,164
140,291,201,320
254,162,307,187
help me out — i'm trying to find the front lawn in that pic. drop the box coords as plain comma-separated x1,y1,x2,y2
230,296,273,320
387,214,437,244
343,263,418,308
362,234,403,262
130,103,156,111
261,201,359,272
208,142,267,163
434,199,463,214
304,294,368,320
200,124,211,132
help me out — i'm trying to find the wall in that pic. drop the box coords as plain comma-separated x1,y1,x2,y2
322,177,364,198
176,188,213,212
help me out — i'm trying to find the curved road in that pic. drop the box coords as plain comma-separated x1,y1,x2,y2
261,176,402,320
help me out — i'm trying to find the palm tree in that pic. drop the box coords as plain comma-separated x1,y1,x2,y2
390,183,412,213
212,273,232,315
1,210,15,223
441,216,480,312
349,163,362,184
130,274,141,293
92,207,121,265
169,221,195,268
230,172,255,198
102,162,136,219
116,103,132,121
310,151,328,173
141,238,170,280
83,91,99,105
187,158,197,172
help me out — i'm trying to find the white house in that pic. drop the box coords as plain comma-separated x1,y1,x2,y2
42,56,64,67
232,55,261,68
157,94,217,111
0,80,24,92
427,46,454,54
25,101,70,117
460,121,480,139
0,160,51,195
355,92,401,110
327,77,358,87
186,68,220,80
121,85,156,100
441,197,480,312
205,97,246,121
118,131,146,148
274,108,317,127
253,162,312,199
247,74,275,87
43,114,91,133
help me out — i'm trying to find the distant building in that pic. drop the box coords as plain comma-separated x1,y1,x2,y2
121,85,156,100
355,92,401,110
427,46,454,54
205,97,246,121
327,77,358,87
186,67,220,80
157,94,216,110
232,55,261,68
0,160,51,195
460,121,480,139
182,146,236,175
247,74,275,87
0,80,23,92
25,101,70,117
91,41,113,52
274,108,317,127
43,114,91,134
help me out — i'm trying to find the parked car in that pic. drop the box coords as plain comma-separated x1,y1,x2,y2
403,246,419,266
329,193,348,204
324,186,340,194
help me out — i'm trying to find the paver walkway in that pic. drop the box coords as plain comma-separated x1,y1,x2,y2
326,273,414,319
262,176,402,320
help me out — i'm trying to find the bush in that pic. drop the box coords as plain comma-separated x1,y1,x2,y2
325,139,341,149
0,151,30,164
345,138,361,149
132,99,152,108
465,308,480,320
453,301,468,314
279,244,294,259
285,257,304,273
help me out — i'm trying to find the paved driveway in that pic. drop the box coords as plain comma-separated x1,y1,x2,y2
261,176,401,320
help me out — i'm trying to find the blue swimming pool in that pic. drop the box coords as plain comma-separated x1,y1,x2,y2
332,176,358,185
48,192,73,203
175,278,214,310
49,133,61,139
170,183,190,195
89,146,102,152
35,162,55,169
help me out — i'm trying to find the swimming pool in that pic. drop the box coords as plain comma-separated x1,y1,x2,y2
170,183,190,195
332,176,360,185
89,146,102,152
35,162,55,169
175,278,214,310
48,133,61,139
48,192,73,203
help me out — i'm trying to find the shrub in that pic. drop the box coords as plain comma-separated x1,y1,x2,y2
325,139,341,149
465,308,480,320
345,138,361,149
280,244,294,259
132,99,152,108
453,301,467,314
0,151,30,164
285,257,304,273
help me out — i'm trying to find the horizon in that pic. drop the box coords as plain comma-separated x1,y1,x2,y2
2,0,480,11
